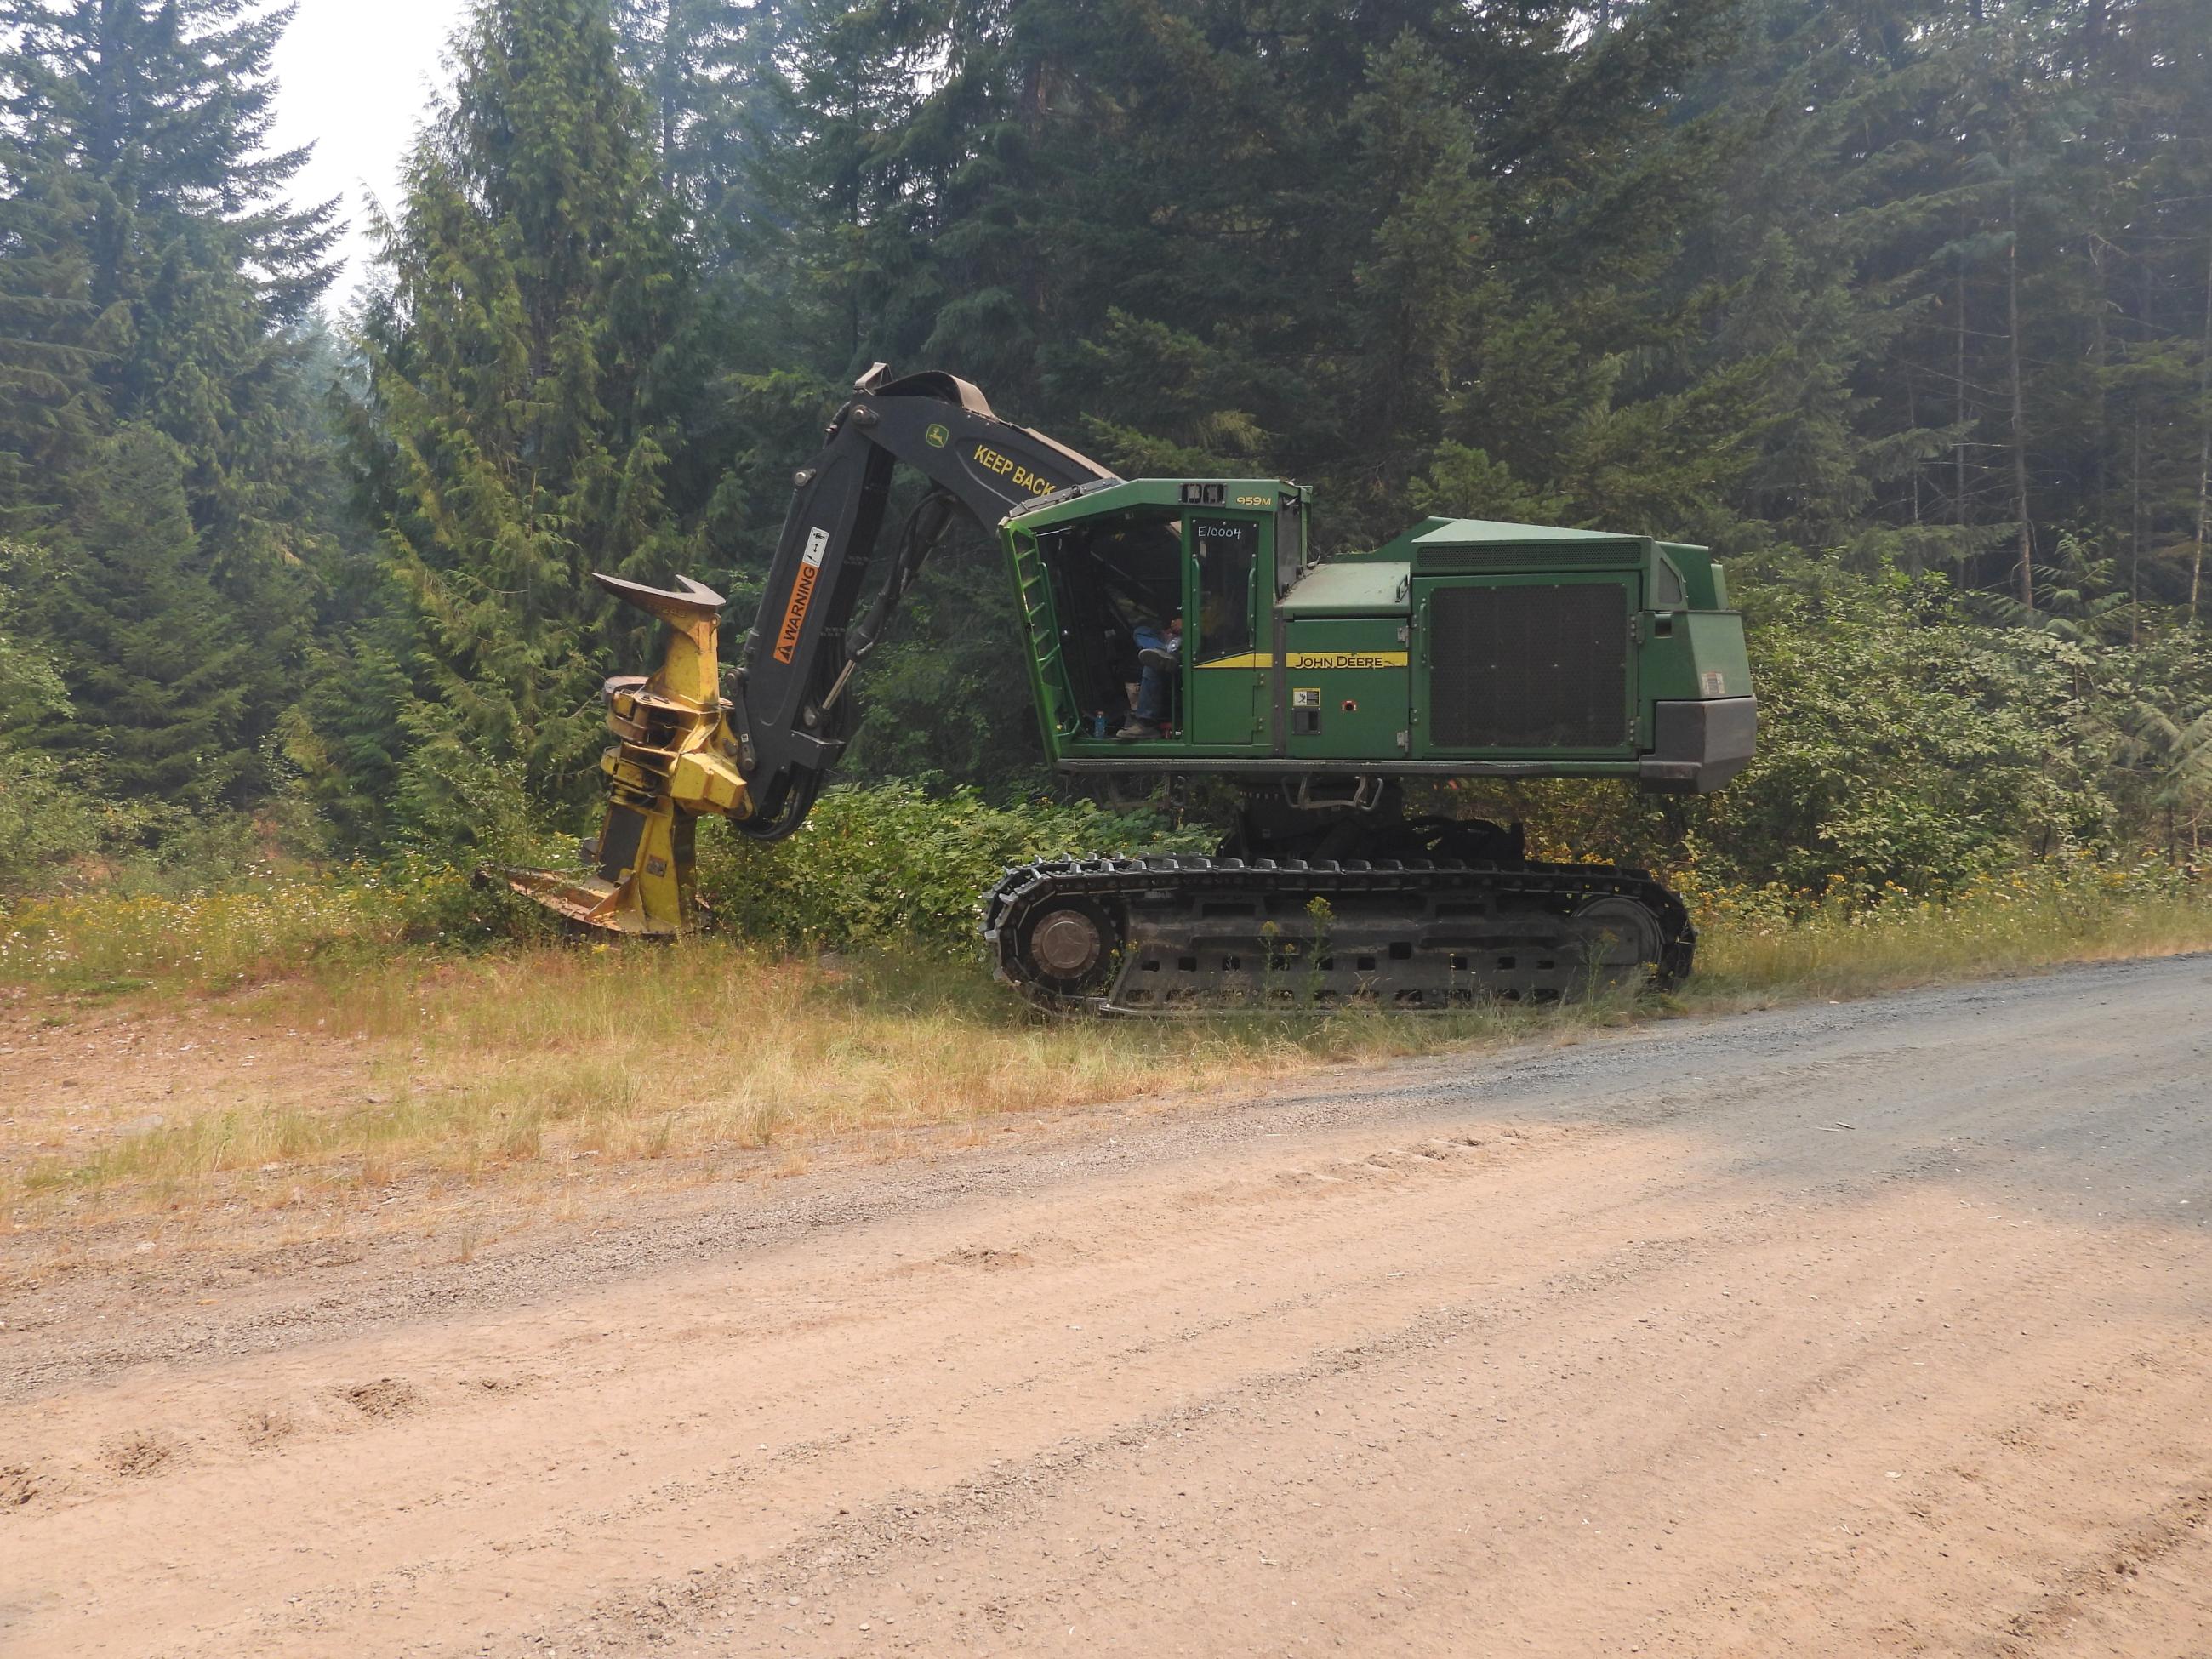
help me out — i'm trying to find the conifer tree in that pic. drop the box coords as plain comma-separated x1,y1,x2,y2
0,540,67,740
0,0,339,505
0,118,100,534
353,0,722,825
281,622,419,852
0,0,339,792
612,0,785,225
35,425,250,806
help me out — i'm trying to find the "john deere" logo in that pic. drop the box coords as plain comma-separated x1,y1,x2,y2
924,422,949,448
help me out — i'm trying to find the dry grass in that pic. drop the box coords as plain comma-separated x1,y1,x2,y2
9,943,1611,1222
7,865,2209,1231
1692,869,2212,1001
0,867,420,992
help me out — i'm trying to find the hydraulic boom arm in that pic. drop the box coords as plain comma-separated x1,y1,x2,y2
734,366,1116,836
504,367,1116,936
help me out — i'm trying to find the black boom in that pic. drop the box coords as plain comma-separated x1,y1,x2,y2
729,368,1117,837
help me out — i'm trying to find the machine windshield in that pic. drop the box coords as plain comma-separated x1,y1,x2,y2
1033,507,1183,735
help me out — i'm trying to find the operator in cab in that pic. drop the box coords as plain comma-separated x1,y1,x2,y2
1117,613,1182,739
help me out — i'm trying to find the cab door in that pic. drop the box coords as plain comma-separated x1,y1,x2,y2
1185,515,1268,747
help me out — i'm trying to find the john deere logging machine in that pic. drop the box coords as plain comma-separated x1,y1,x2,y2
508,365,1756,1014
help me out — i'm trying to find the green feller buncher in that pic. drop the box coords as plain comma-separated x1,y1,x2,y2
505,366,1756,1014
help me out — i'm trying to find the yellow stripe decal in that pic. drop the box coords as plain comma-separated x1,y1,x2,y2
1192,651,1409,670
1288,651,1406,670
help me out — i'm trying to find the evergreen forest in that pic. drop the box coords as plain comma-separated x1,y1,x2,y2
3,0,2210,919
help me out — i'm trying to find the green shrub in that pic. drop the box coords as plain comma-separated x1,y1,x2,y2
383,853,567,949
0,746,169,892
1698,579,2111,897
694,782,1214,950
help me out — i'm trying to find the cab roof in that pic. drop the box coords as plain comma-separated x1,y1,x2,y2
1413,518,1646,546
1001,477,1302,529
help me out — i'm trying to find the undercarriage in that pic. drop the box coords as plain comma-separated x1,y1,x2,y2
984,782,1690,1015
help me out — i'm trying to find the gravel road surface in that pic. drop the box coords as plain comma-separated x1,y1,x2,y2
5,955,2210,1656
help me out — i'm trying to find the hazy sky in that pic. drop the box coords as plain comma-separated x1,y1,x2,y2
267,0,473,299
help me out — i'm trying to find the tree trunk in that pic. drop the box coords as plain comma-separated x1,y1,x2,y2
660,3,681,191
1955,213,1970,533
2090,237,2107,533
1907,374,1922,551
2007,180,2033,613
1019,52,1048,334
2131,413,2143,645
2135,248,2154,643
2194,231,2211,627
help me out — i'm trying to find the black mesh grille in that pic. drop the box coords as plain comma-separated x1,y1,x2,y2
1427,582,1628,749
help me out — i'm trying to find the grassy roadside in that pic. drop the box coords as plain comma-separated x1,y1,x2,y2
1689,863,2212,1000
7,945,1574,1222
3,860,2208,1234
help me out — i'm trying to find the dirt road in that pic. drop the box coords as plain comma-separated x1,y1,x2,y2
6,955,2211,1657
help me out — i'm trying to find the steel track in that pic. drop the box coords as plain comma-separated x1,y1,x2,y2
982,854,1694,1017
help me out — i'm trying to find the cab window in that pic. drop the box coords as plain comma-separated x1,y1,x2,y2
1192,518,1257,662
1033,506,1182,733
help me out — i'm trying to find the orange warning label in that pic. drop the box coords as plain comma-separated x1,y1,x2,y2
773,527,830,664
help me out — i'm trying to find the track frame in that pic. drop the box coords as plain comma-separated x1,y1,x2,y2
983,855,1693,1017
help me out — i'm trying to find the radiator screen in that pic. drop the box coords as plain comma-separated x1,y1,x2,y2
1427,582,1628,749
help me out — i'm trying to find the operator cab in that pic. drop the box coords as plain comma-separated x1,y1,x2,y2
1008,479,1292,753
1022,505,1183,736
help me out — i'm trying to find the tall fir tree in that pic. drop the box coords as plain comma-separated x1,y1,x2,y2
33,425,250,807
0,0,340,798
350,0,725,833
611,0,786,225
0,107,100,533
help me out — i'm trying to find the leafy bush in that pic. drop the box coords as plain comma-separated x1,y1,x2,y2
0,746,170,893
695,782,1214,950
1695,575,2112,896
